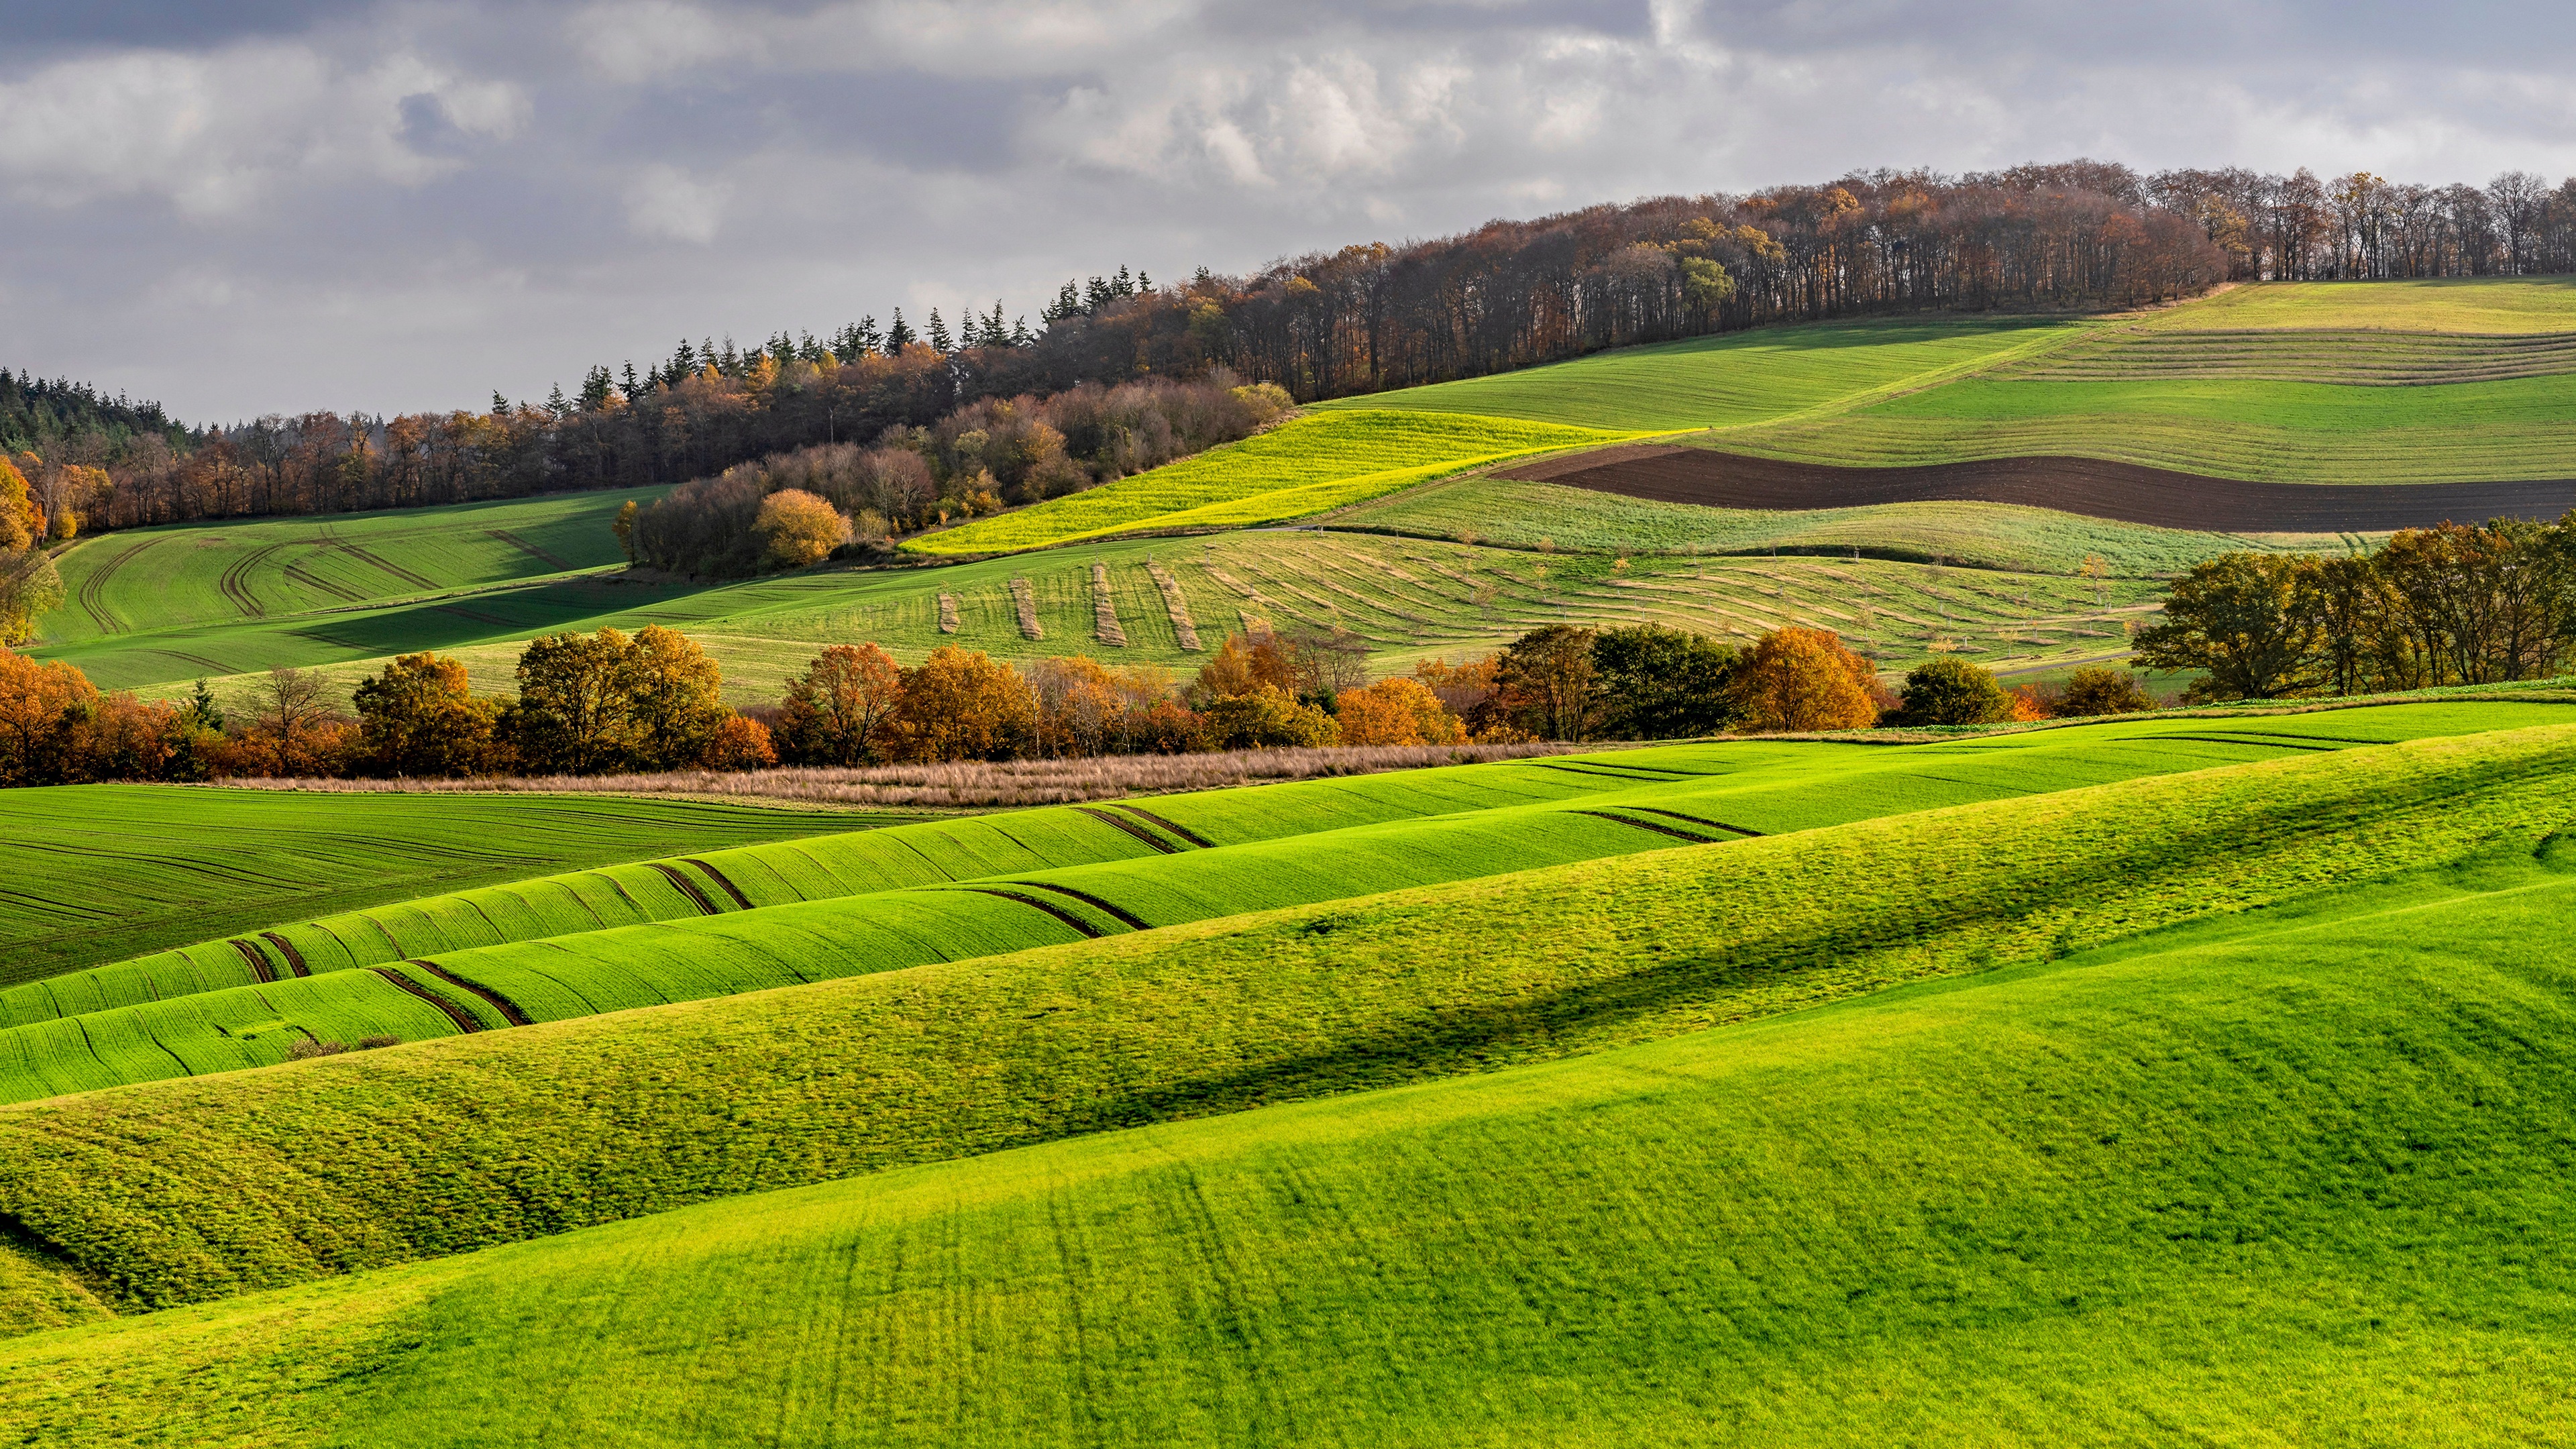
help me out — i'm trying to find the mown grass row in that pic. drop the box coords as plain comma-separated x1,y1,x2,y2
16,836,2576,1444
3,722,2572,1322
0,788,885,986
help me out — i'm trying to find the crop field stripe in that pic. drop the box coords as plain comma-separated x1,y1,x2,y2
258,933,311,977
370,969,483,1034
1107,804,1215,849
1006,881,1152,931
1570,810,1729,845
225,941,275,984
959,888,1110,940
1074,807,1182,855
408,960,534,1027
486,529,574,570
2132,735,2343,752
680,860,755,910
644,863,722,915
74,537,156,635
1624,807,1766,837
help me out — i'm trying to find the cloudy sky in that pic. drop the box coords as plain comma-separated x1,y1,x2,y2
5,0,2574,422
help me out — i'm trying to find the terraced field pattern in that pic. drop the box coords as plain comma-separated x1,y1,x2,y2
9,694,2576,1444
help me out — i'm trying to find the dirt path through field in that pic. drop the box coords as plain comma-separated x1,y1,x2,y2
1501,445,2576,531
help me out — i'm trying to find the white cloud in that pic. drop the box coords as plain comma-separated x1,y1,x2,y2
572,0,765,83
625,163,733,243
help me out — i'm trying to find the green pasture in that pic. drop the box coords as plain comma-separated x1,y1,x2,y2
906,410,1626,556
1,721,2571,1355
0,786,891,986
89,525,2167,710
7,701,2567,1106
2141,276,2576,332
1331,474,2339,573
42,488,656,653
1311,316,2086,431
15,834,2576,1446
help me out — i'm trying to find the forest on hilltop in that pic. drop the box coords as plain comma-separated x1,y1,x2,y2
26,158,2576,539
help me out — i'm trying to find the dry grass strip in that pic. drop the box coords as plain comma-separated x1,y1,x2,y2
1146,559,1201,650
1010,577,1042,640
937,594,959,634
1090,561,1128,647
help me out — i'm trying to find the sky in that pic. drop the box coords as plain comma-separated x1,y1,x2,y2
5,0,2575,423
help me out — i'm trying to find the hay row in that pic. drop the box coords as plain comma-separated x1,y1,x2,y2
1009,578,1042,641
1089,562,1127,648
1145,560,1201,650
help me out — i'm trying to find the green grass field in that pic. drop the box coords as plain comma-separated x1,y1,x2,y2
905,410,1627,556
7,720,2576,1444
0,786,895,986
1338,281,2576,485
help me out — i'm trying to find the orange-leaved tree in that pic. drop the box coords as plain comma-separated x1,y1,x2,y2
1335,677,1466,746
353,652,496,777
754,488,850,570
775,643,903,765
1731,628,1881,732
888,645,1035,761
0,648,97,785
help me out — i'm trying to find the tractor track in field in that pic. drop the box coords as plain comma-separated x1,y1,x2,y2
961,886,1108,938
373,969,484,1033
406,959,532,1026
1504,445,2576,533
215,544,282,618
335,540,437,591
75,537,156,635
486,529,574,570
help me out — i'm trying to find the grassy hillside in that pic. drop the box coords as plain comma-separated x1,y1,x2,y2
905,410,1626,556
13,832,2573,1444
1,716,2569,1327
1334,281,2576,486
1309,316,2084,431
0,786,894,985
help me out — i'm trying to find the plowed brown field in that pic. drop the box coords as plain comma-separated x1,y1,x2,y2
1499,445,2576,532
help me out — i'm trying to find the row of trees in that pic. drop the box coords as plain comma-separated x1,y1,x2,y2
624,376,1293,576
2145,167,2576,282
2133,518,2576,702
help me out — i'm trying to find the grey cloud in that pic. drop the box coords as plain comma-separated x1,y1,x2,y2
3,0,2573,422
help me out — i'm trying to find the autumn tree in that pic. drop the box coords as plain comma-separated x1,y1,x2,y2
352,652,496,777
774,643,902,765
1199,686,1338,749
1193,630,1297,700
0,649,98,785
1334,677,1465,746
1731,628,1880,732
754,488,850,569
1022,655,1127,757
612,500,639,563
888,645,1035,761
2132,553,2321,702
1893,655,2014,726
258,667,339,775
626,626,731,770
2057,666,2157,716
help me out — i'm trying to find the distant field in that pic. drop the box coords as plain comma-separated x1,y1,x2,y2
2143,276,2576,332
907,410,1624,555
1331,475,2336,574
1310,316,2083,431
8,720,2576,1442
0,787,893,985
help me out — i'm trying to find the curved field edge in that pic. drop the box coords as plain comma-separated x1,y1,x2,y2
902,410,1632,556
4,722,2573,1316
11,851,2576,1446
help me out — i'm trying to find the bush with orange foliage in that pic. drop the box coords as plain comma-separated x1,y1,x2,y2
1336,677,1467,746
888,645,1037,761
702,712,778,770
1731,628,1882,733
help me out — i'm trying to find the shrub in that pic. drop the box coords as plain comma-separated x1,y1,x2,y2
2059,667,2158,716
286,1039,347,1061
1895,656,2015,727
1200,686,1339,749
753,489,851,569
357,1036,401,1051
1335,678,1466,747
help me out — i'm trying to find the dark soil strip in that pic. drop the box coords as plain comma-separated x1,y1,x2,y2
372,968,482,1033
1506,445,2576,533
680,858,755,910
227,938,276,983
2141,733,2341,751
645,861,722,914
215,545,280,619
1108,804,1214,849
1527,761,1688,782
407,959,533,1026
963,887,1106,938
488,529,574,570
1572,809,1726,844
1009,880,1150,930
258,932,311,977
1075,806,1181,854
1627,806,1765,837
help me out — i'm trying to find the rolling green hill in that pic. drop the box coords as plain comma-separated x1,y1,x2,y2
0,786,896,985
6,720,2576,1444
